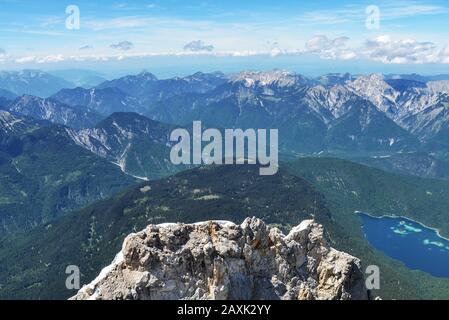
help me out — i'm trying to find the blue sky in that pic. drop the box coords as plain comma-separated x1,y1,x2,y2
1,0,449,77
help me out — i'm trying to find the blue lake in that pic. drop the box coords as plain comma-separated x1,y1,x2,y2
359,213,449,278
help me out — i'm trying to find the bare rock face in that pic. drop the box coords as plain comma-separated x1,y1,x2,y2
71,218,368,300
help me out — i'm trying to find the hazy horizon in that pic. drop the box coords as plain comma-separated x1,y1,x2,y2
1,0,449,76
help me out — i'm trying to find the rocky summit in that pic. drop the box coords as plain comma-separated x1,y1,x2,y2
72,217,369,300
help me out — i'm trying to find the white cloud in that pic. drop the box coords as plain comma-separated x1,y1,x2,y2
15,56,37,64
110,41,134,51
15,55,63,64
301,34,449,64
266,41,285,57
305,35,357,60
362,35,440,64
183,40,214,52
2,34,448,66
11,53,113,64
441,45,449,64
269,46,283,57
36,54,65,63
305,35,349,51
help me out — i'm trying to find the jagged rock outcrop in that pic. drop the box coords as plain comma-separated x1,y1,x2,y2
72,218,369,300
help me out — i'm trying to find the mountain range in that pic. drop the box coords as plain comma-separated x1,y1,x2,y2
1,69,449,155
2,69,449,183
1,69,449,301
141,71,447,153
96,71,227,105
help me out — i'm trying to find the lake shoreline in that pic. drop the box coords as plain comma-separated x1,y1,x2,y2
355,211,449,242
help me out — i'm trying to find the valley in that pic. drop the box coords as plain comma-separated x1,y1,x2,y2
0,159,449,300
0,111,137,235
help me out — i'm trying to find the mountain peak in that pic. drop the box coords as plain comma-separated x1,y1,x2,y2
346,73,399,114
137,71,158,81
183,71,226,82
349,73,389,88
12,94,46,105
361,73,384,80
231,70,306,87
71,217,368,300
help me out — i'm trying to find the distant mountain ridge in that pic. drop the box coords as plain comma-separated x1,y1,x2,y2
51,87,142,116
0,70,75,97
49,69,107,88
4,68,449,160
40,69,449,160
144,71,426,153
95,71,227,106
8,95,101,129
